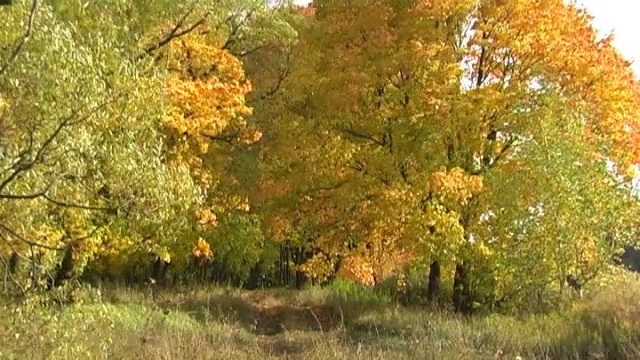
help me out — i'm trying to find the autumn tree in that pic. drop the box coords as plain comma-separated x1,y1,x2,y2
0,1,203,291
0,0,299,290
256,0,640,311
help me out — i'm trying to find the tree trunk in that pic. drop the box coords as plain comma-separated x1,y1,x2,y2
51,246,75,289
247,263,261,290
427,260,441,306
293,247,309,289
8,252,18,275
452,262,472,314
150,256,170,285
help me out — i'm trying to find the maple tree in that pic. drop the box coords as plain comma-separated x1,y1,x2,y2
253,0,640,311
0,0,638,315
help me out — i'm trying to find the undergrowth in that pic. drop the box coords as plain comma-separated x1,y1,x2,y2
0,277,639,359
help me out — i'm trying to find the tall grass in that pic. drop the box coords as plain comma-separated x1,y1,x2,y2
1,278,639,359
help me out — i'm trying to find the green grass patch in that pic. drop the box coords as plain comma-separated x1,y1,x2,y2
1,279,640,359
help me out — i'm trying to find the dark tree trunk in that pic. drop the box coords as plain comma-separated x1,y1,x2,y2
51,246,75,289
192,257,208,284
292,246,311,289
334,254,343,275
7,252,18,275
284,241,290,286
247,263,261,290
150,257,170,285
452,262,472,314
427,260,441,305
279,243,290,286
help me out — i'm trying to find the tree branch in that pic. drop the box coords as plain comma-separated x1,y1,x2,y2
338,123,385,147
0,96,121,196
0,0,39,76
260,54,291,101
138,5,211,59
0,223,64,251
41,194,115,212
221,9,256,52
202,130,239,145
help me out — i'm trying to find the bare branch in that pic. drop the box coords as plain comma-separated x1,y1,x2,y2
221,9,256,52
301,179,350,198
41,194,114,212
0,112,75,195
0,96,121,196
0,255,26,297
235,44,267,58
202,131,238,145
139,5,211,59
338,123,385,147
472,136,516,175
0,172,62,200
0,171,116,216
259,51,292,101
0,0,39,76
0,223,64,251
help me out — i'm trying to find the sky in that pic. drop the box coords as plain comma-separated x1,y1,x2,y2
293,0,640,77
577,0,640,77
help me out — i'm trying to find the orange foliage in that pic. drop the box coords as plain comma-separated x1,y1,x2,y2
196,208,218,228
159,26,257,197
192,237,213,260
337,249,414,287
467,0,640,173
163,32,252,153
338,256,376,286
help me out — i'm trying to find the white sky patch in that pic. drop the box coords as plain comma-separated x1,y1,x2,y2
575,0,640,77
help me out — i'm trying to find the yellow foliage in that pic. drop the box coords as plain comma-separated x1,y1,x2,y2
235,197,251,212
626,164,639,179
0,94,6,113
240,129,263,145
24,225,65,250
428,167,483,205
160,29,256,201
266,215,293,242
337,218,415,287
196,208,218,228
154,246,171,264
192,238,213,260
162,33,252,150
90,233,140,275
338,256,376,286
298,253,336,283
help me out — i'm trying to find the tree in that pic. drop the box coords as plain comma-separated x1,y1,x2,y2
0,0,297,290
256,0,640,311
0,1,203,290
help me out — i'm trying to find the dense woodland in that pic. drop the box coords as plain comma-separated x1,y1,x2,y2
1,0,640,315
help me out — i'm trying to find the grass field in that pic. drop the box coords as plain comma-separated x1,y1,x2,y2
1,279,640,359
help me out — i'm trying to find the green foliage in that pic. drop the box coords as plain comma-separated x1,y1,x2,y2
0,0,205,289
0,0,301,291
210,213,267,279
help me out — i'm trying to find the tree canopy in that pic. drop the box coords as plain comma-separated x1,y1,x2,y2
1,0,638,312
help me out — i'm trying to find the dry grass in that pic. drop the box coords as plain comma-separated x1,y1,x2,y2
1,278,640,359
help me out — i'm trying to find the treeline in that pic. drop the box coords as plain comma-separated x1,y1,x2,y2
1,0,639,313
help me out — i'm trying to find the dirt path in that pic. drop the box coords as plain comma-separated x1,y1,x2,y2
240,290,342,335
239,291,344,358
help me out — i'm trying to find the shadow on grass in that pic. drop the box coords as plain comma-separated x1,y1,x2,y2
140,290,346,337
101,284,400,342
155,293,256,328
